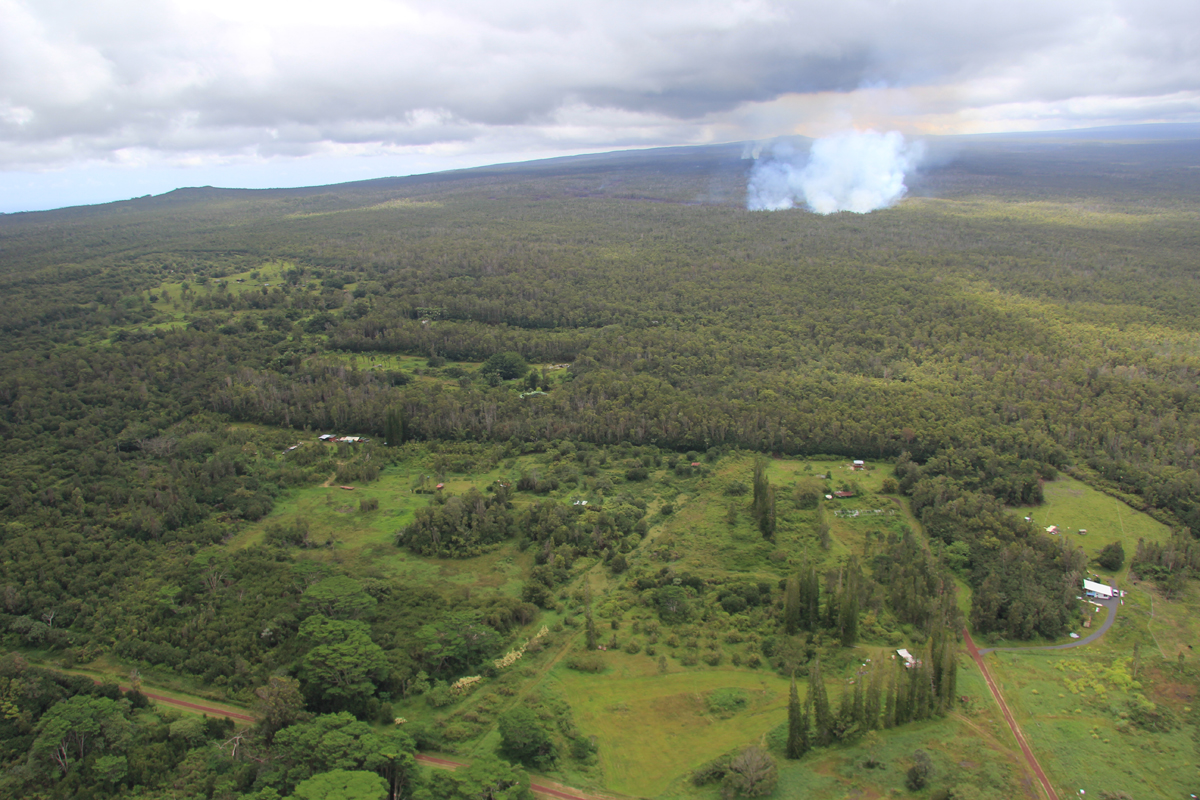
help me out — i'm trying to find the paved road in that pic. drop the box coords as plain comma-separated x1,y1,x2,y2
979,596,1119,655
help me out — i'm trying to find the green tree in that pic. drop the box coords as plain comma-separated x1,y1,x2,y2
29,695,131,777
786,673,808,760
784,575,801,636
839,557,860,647
905,749,933,790
808,657,833,747
498,707,555,768
1098,541,1125,571
292,769,388,800
253,676,310,743
481,352,528,381
384,408,406,447
299,615,388,706
417,755,531,800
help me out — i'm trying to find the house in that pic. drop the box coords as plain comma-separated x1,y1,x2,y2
834,490,854,498
1083,579,1114,600
1046,525,1059,535
318,434,336,441
896,649,917,668
852,460,865,470
435,483,445,490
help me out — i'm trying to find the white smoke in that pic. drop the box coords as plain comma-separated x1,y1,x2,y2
746,130,925,214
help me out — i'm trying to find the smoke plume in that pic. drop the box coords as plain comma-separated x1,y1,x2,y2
746,130,925,214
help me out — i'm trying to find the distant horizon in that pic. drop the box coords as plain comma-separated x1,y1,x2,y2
4,121,1199,216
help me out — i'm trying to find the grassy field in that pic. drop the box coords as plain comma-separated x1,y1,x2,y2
986,648,1197,799
1027,477,1172,578
556,657,792,797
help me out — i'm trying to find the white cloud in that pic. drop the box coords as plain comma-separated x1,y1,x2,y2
0,0,1197,198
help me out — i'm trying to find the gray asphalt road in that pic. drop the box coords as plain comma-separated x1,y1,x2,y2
978,595,1119,655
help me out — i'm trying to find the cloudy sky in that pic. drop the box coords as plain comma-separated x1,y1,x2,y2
2,0,1198,212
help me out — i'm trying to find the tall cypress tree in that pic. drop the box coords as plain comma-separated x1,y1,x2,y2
752,456,769,525
852,677,865,729
883,665,897,729
802,565,820,632
839,556,860,647
584,588,598,651
864,662,883,730
809,657,833,747
784,575,801,636
384,408,406,446
786,673,808,759
760,485,776,540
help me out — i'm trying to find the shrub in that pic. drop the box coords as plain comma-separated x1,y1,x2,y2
707,688,749,716
1098,541,1125,571
567,653,607,673
722,747,778,798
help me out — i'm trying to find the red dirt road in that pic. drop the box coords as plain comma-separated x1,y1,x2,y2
963,629,1058,800
97,679,255,722
135,689,255,722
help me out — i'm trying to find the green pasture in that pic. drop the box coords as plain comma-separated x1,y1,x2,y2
555,657,791,797
1025,476,1172,578
650,659,1029,799
986,648,1197,799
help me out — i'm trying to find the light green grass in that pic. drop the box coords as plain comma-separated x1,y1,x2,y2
987,648,1198,799
555,657,791,797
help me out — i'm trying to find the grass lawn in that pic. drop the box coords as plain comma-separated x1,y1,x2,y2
555,656,791,797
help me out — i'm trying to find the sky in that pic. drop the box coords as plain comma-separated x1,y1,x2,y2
2,0,1199,213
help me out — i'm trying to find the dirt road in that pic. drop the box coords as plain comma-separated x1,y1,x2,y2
963,628,1058,800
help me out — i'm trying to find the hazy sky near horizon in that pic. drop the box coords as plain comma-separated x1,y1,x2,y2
2,0,1198,212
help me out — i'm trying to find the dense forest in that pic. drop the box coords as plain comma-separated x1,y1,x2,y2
0,131,1198,798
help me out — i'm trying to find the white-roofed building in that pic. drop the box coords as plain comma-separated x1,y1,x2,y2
1083,579,1113,599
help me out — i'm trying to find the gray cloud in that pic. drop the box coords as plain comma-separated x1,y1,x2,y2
1,0,1198,172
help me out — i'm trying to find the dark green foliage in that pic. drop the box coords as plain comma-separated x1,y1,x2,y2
1098,541,1125,570
656,585,692,624
384,408,406,446
481,352,528,381
707,687,749,716
784,575,801,635
498,707,555,768
905,750,933,790
786,674,808,760
808,657,833,747
416,755,531,800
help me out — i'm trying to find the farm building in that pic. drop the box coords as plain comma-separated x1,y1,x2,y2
1083,579,1114,599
